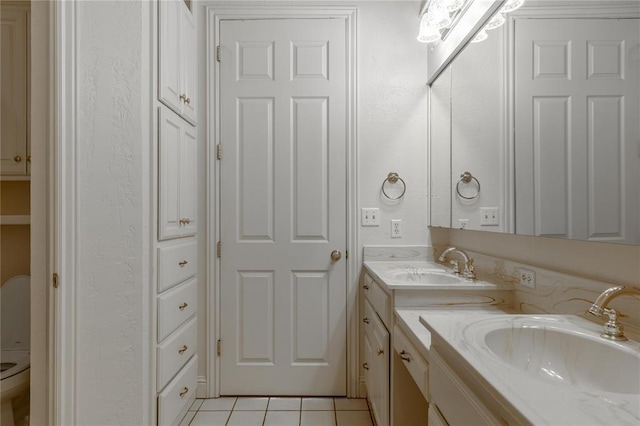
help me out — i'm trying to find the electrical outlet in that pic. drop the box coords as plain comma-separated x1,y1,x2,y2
391,219,402,238
458,219,469,229
519,268,536,289
480,207,499,226
361,208,379,226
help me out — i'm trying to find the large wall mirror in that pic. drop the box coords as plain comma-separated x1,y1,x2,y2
429,0,640,245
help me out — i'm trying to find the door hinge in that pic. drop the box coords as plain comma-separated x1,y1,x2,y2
345,250,349,260
216,144,222,160
216,45,221,62
217,339,222,356
52,273,59,289
216,241,222,258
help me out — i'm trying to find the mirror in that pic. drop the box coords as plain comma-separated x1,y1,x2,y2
429,1,640,245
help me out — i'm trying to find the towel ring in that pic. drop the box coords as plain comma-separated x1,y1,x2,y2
382,172,406,200
456,171,480,200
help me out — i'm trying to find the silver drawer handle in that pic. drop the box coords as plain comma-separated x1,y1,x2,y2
180,386,189,398
178,345,188,355
400,350,411,363
179,260,188,267
179,302,188,311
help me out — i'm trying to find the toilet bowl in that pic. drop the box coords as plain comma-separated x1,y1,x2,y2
1,275,30,426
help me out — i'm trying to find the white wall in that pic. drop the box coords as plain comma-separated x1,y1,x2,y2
74,1,151,423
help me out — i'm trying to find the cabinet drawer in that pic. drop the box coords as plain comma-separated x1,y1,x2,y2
158,355,197,426
158,240,197,293
363,273,391,328
157,317,197,391
158,278,197,341
430,350,501,425
393,325,429,401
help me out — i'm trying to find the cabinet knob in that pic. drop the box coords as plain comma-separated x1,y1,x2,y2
14,156,22,163
180,387,189,398
377,348,385,356
362,317,370,324
362,362,369,370
179,302,188,311
179,218,192,225
179,260,188,267
178,345,188,355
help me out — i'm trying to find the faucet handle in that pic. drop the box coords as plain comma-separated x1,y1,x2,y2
601,308,627,341
463,259,476,281
449,259,461,275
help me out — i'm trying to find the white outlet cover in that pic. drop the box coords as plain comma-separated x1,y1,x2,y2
391,219,402,238
519,268,536,289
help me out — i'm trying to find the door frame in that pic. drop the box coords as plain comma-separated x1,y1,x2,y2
205,5,358,398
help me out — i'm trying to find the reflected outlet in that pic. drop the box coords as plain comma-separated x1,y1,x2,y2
520,268,536,289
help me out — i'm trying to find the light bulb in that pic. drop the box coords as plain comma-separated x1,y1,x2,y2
443,0,465,13
417,15,441,43
502,0,525,13
471,29,488,43
427,3,452,30
485,12,505,30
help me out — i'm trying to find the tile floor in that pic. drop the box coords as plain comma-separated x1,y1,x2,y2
180,397,374,426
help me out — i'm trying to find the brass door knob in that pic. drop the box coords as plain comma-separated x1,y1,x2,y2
14,156,22,163
331,250,342,261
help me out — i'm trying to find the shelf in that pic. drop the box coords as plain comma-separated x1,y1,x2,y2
0,215,30,225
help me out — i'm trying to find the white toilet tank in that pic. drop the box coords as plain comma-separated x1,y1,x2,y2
1,276,30,351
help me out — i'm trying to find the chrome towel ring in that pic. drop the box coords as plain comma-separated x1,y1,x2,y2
382,172,406,200
456,171,480,200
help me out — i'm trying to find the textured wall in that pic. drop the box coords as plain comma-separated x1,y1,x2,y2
76,1,150,423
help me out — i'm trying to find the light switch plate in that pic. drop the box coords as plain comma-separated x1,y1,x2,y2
361,208,379,226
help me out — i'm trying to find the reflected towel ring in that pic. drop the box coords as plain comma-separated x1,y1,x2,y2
382,172,406,200
456,171,480,200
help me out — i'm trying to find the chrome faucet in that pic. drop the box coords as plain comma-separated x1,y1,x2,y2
438,247,476,281
587,285,640,341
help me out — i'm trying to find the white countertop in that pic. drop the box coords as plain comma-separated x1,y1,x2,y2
419,310,640,425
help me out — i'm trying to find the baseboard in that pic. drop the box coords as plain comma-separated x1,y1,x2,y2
197,375,208,398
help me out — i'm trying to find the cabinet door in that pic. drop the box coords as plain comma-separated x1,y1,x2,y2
179,123,197,236
180,4,197,124
370,313,389,426
1,6,28,175
159,107,183,240
158,0,182,114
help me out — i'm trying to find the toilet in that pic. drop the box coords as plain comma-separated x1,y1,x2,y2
1,275,30,426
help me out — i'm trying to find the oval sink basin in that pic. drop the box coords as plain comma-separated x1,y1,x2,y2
391,271,462,284
469,317,640,394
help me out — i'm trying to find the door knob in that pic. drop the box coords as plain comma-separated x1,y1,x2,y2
331,250,342,261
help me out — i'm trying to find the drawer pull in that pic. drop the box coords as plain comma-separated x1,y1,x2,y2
400,350,411,363
178,260,188,267
178,345,188,355
179,302,188,311
362,362,369,370
377,348,385,356
363,285,370,290
180,386,189,398
362,317,370,324
14,155,22,163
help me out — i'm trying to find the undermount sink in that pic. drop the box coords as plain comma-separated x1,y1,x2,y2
390,270,462,284
464,316,640,395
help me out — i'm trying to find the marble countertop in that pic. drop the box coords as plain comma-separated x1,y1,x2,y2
363,260,513,292
420,310,640,425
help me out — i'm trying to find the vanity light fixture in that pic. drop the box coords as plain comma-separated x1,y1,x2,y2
418,0,525,45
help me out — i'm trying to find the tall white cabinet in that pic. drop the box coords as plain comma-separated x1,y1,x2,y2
154,0,198,424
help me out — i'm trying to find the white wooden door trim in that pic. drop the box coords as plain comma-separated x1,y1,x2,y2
52,0,78,423
206,6,358,398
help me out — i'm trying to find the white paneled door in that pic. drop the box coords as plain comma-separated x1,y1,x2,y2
515,18,639,243
218,18,347,395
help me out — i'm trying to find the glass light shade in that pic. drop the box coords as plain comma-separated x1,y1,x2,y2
443,0,465,12
427,3,452,30
485,13,505,30
417,15,441,43
471,29,488,43
502,0,525,13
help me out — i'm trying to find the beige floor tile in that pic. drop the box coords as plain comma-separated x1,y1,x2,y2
234,397,269,411
336,411,373,426
333,398,369,411
264,410,301,426
190,410,231,426
268,397,302,411
302,397,334,411
200,397,237,411
227,410,266,426
189,399,204,411
300,411,336,426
